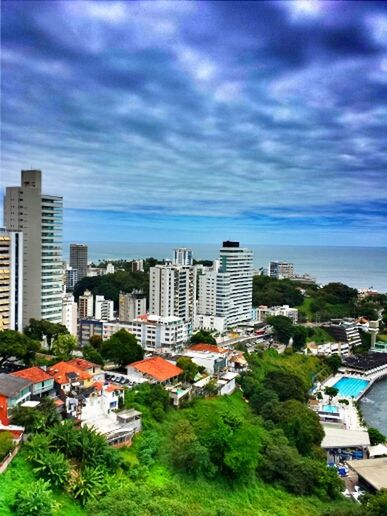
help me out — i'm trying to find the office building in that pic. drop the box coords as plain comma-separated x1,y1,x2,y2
218,241,253,326
65,267,78,291
119,290,146,321
78,289,94,318
62,293,77,336
131,259,144,272
173,248,193,266
95,295,114,321
4,170,63,324
269,261,294,279
70,244,88,281
0,228,23,331
149,265,196,323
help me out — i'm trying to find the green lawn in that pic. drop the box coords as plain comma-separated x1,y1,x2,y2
306,327,333,344
298,297,314,320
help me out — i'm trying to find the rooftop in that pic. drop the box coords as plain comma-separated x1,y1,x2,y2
189,344,227,354
11,366,53,384
67,358,99,371
342,353,387,372
321,426,370,449
48,361,91,385
128,356,183,382
348,458,387,491
0,373,31,398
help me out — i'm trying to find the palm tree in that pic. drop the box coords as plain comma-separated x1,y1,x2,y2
69,466,105,506
33,451,70,487
49,420,79,457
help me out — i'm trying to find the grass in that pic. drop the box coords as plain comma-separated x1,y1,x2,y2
306,327,333,344
378,333,387,342
298,297,314,320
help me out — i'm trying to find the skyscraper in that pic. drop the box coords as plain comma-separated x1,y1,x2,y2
149,265,196,323
0,228,23,331
69,244,88,281
4,170,63,324
173,248,193,266
218,241,253,326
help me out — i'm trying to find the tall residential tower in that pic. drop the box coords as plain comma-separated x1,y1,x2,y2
4,170,63,325
69,244,88,281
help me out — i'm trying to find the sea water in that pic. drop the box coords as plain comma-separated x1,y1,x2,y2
64,243,387,291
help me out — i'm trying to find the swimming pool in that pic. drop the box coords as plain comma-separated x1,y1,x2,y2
332,377,369,398
323,404,339,413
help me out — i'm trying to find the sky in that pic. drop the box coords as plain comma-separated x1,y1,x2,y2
1,0,387,246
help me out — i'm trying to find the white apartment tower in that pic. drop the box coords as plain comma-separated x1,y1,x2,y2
149,265,196,323
173,248,193,266
218,241,253,326
4,170,63,324
62,293,77,336
94,295,114,321
119,290,147,321
0,228,23,331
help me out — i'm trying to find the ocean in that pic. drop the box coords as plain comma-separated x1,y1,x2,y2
64,242,387,292
361,379,387,435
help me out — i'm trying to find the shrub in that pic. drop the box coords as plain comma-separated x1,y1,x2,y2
13,479,57,516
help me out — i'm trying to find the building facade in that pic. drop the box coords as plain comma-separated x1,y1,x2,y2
119,290,146,321
4,170,63,324
62,293,78,336
70,244,88,281
78,289,94,318
65,267,78,291
0,228,23,331
95,295,114,321
269,261,294,279
149,265,196,323
218,241,253,326
173,248,193,266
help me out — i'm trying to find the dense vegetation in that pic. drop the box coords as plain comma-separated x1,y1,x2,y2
252,275,304,308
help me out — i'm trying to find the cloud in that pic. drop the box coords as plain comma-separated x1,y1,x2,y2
1,0,386,245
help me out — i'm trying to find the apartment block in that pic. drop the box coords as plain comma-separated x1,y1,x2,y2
119,290,146,321
70,243,88,281
4,170,63,324
0,228,23,331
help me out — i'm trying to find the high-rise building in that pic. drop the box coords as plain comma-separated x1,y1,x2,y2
65,267,78,291
218,241,253,326
70,244,88,281
149,265,196,323
131,259,144,272
106,262,114,274
269,261,294,279
94,295,114,321
78,289,94,318
119,290,147,321
173,248,193,266
4,170,63,324
0,228,23,331
62,293,77,336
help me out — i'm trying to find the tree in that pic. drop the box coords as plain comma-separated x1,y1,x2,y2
190,330,216,345
101,329,143,367
0,431,14,460
89,335,103,350
83,344,104,366
52,333,76,360
325,354,342,374
363,490,387,516
170,420,215,477
324,386,339,403
32,451,70,487
13,479,57,516
266,316,294,345
69,466,105,506
176,357,199,383
11,405,46,432
368,427,386,445
0,330,40,366
263,370,308,402
24,319,68,350
292,325,307,350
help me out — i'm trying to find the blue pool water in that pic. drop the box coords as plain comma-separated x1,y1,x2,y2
332,377,369,398
323,404,339,413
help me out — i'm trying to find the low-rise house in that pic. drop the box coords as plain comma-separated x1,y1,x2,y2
227,351,248,372
82,408,142,447
216,371,238,396
184,344,228,374
48,361,92,392
10,367,54,397
67,358,103,379
126,356,183,385
0,374,31,424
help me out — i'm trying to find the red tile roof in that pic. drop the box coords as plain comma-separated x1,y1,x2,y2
48,362,91,385
128,356,182,382
11,367,53,384
189,343,227,354
67,358,98,371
